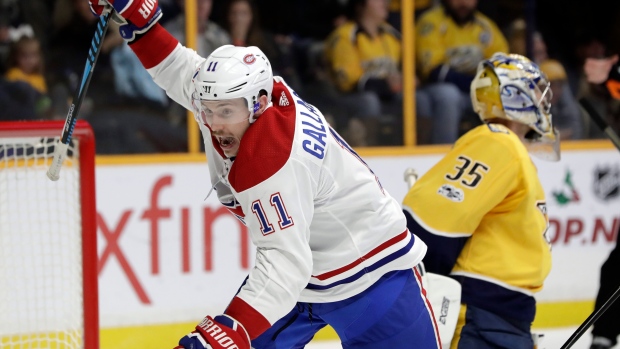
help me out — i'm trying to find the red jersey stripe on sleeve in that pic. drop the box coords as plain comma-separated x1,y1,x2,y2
128,23,179,69
225,296,271,340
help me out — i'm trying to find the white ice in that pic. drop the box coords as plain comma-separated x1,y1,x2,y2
306,326,597,349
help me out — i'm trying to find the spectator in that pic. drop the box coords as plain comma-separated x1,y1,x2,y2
505,19,548,64
584,55,619,87
222,0,300,91
109,41,169,108
575,38,620,139
506,21,585,140
165,0,231,58
45,0,186,154
47,0,117,118
324,0,403,146
5,35,51,117
540,59,584,140
17,0,54,55
415,0,509,144
0,0,34,74
0,78,39,120
6,36,46,94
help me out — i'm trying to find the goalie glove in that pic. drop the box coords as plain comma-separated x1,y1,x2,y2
174,315,251,349
87,0,163,42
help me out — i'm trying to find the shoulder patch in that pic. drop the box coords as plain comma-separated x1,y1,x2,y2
438,184,464,202
486,123,510,134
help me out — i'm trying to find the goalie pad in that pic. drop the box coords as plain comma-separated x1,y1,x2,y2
417,263,461,348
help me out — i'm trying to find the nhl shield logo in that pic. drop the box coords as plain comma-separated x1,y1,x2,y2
593,166,620,201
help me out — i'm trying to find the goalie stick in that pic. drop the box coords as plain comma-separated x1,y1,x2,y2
557,98,620,349
47,12,112,181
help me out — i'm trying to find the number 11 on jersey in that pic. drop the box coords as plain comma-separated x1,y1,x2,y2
251,193,295,235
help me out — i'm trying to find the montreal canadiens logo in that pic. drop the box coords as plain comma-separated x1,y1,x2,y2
243,54,256,64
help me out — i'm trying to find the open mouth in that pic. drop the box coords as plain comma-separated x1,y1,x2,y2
219,136,236,149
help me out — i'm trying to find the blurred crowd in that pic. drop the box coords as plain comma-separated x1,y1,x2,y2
1,0,619,152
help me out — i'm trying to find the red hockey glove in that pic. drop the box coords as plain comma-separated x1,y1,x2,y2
87,0,162,42
174,315,251,349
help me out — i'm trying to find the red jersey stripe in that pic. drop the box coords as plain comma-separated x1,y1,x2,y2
312,230,409,281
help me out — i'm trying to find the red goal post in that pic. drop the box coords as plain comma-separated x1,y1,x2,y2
0,120,98,349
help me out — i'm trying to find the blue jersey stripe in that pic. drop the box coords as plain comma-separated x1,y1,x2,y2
305,234,415,290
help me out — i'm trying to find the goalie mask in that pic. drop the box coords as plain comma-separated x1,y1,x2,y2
191,45,273,126
470,52,560,161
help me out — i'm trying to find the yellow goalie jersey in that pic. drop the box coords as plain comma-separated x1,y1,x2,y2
402,123,551,323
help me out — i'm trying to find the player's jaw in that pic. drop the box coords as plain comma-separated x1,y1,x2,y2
212,121,249,157
216,134,240,157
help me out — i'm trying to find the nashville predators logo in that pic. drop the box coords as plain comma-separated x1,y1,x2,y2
536,201,551,248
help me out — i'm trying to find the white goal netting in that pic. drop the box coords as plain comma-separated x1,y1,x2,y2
0,136,85,348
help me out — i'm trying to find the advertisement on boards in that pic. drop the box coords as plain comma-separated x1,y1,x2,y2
95,148,620,327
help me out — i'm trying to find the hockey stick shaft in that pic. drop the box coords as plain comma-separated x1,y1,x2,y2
560,285,620,349
579,97,620,152
404,168,418,189
47,12,111,181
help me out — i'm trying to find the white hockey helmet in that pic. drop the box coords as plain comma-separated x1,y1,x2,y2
191,45,273,125
470,52,560,160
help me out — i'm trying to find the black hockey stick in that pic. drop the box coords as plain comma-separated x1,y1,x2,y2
579,97,620,151
558,97,620,349
47,12,112,181
560,285,620,349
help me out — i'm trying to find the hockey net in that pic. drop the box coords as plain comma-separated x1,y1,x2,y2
0,121,98,349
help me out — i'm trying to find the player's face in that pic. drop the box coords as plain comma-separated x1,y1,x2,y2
201,98,251,158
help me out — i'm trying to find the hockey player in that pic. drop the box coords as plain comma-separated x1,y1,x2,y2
86,0,441,348
402,53,559,349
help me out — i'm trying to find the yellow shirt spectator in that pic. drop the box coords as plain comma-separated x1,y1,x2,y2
6,67,48,94
416,5,508,81
325,21,401,93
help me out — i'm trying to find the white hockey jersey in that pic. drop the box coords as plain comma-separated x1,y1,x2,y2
133,25,426,339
